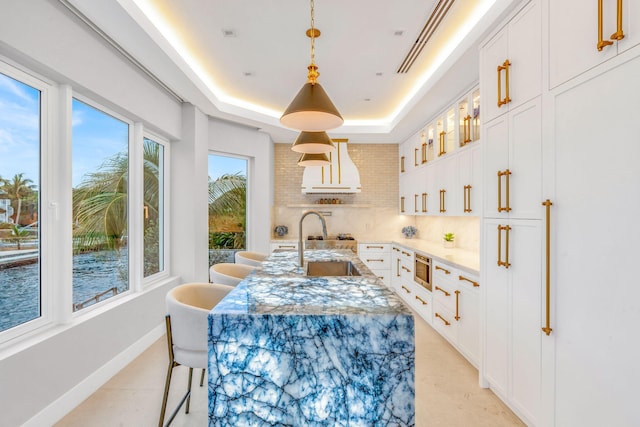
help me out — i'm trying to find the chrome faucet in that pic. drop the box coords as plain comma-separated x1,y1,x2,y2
298,210,327,267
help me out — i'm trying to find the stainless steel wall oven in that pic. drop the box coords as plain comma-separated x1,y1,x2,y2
414,253,432,291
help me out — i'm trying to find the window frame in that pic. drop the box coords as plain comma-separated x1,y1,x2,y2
141,131,170,286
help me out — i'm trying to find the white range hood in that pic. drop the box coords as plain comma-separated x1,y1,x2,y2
302,140,361,193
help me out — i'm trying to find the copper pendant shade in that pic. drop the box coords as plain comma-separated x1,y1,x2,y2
291,131,335,154
281,0,343,134
298,152,330,167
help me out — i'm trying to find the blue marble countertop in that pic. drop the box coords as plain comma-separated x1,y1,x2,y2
208,249,415,426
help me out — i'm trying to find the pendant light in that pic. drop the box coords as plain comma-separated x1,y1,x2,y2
291,131,335,154
298,152,330,167
280,0,343,135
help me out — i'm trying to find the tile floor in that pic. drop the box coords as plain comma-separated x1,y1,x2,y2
56,310,524,426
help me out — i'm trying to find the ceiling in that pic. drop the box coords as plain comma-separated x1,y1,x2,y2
66,0,515,143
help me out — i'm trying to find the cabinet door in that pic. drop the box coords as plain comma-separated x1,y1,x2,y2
456,280,480,366
507,0,541,111
483,115,509,218
433,159,457,216
458,146,481,215
481,26,508,122
508,98,542,220
550,53,640,427
482,218,509,398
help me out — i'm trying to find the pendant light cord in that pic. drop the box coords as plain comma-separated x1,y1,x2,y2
307,0,320,84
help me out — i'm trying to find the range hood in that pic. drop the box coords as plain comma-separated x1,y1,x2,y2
301,139,361,193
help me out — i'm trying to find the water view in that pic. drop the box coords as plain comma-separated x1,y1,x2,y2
0,249,128,332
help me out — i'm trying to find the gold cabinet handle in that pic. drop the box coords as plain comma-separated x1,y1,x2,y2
435,313,451,326
378,275,385,280
400,196,405,213
597,0,616,50
610,0,625,41
454,290,461,321
401,251,411,257
542,199,553,336
458,275,479,287
401,285,411,294
422,193,428,213
462,114,472,144
439,189,446,213
497,59,512,107
435,265,450,275
277,245,296,249
497,169,512,212
415,295,427,305
366,245,384,249
438,131,446,156
463,185,472,213
435,285,451,296
401,266,411,273
393,247,400,252
400,156,406,173
366,258,385,263
396,258,401,277
414,148,419,167
414,194,419,213
421,143,427,164
497,224,512,268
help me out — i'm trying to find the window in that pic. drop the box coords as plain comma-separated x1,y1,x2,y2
71,99,129,311
143,136,165,278
208,154,247,265
0,70,42,333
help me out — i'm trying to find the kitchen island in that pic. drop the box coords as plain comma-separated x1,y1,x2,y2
208,249,415,426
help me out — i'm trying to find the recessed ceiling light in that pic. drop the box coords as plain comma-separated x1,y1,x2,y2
222,29,236,37
375,72,383,76
393,30,405,36
243,72,253,77
364,98,371,102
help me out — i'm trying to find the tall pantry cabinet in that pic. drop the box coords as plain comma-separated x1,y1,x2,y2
479,1,543,425
481,0,640,426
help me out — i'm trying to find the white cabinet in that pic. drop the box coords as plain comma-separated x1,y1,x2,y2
432,261,480,366
482,218,542,425
481,0,541,123
270,241,299,252
483,98,542,220
456,145,481,215
358,243,391,287
549,0,640,88
544,52,640,427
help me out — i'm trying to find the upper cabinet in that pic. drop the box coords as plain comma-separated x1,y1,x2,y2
481,0,541,123
550,0,640,88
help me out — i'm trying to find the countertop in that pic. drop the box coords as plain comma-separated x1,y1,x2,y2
208,249,415,426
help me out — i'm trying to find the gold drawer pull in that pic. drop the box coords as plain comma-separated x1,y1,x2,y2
497,169,512,212
400,156,405,173
393,247,400,252
366,259,384,263
435,265,450,275
458,275,479,287
401,266,411,273
497,59,511,107
278,245,296,249
401,285,411,294
366,245,384,249
497,224,512,268
454,290,460,321
435,286,450,297
542,199,553,336
400,196,405,213
435,313,451,326
396,259,401,277
401,251,411,256
415,295,427,305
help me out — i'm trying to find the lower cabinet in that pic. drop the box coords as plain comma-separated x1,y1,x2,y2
432,261,480,367
358,243,391,287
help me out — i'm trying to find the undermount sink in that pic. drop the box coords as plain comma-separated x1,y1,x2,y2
305,261,361,277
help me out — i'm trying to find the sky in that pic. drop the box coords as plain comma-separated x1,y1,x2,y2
1,71,245,193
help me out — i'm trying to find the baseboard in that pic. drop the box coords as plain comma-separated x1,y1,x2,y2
22,322,165,427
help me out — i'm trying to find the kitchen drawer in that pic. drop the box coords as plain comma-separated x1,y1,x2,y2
270,242,298,251
433,280,456,313
370,269,391,288
358,243,390,253
410,284,432,325
433,261,455,284
360,253,391,270
433,301,458,343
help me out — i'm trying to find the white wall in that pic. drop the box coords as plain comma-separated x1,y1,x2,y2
0,1,181,425
208,120,274,255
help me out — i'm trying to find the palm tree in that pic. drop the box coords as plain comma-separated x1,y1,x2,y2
8,224,31,250
208,173,246,249
1,173,36,226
